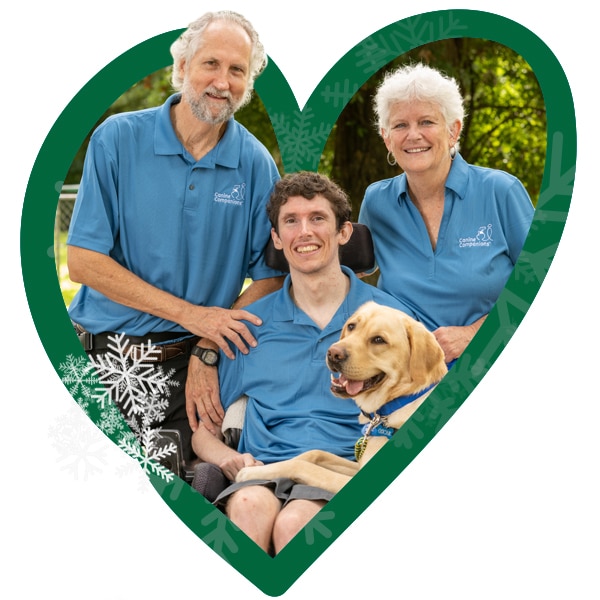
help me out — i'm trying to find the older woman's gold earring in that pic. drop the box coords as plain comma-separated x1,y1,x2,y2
387,151,397,166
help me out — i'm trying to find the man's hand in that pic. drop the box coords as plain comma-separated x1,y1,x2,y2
185,351,224,435
182,306,262,360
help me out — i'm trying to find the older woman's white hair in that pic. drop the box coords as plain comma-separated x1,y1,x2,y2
375,63,465,140
169,11,267,104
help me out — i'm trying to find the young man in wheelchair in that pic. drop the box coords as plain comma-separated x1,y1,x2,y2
191,171,413,555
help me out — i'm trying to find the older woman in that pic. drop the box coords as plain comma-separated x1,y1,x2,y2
359,63,535,363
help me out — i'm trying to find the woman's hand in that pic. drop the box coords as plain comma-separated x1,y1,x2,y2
433,315,487,363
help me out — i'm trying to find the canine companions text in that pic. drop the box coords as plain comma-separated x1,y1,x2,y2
235,301,448,494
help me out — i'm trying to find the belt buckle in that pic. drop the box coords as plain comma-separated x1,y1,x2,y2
79,331,94,351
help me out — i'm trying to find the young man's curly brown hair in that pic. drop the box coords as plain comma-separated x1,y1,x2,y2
267,171,352,233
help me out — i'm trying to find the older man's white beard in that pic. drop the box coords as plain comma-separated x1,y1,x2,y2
183,84,241,125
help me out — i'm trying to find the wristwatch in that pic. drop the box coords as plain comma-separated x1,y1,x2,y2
191,346,219,367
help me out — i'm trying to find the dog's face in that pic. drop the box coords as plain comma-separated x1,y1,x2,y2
327,301,447,414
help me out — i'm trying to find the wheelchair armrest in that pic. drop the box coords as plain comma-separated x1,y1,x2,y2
190,462,231,502
222,395,247,449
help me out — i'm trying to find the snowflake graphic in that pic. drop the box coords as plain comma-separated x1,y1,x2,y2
303,510,336,546
320,79,360,110
48,406,111,481
58,354,98,401
56,333,182,483
201,510,240,556
118,434,177,484
97,401,127,437
271,107,332,171
355,12,468,75
87,333,179,417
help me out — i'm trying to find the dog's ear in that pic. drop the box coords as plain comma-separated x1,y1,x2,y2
404,318,447,386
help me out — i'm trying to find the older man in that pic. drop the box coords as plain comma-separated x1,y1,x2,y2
67,11,284,464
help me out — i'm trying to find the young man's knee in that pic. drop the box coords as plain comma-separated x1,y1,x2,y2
273,499,325,549
226,485,280,519
226,485,282,554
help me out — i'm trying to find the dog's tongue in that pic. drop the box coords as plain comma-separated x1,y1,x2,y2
338,374,364,396
346,380,364,395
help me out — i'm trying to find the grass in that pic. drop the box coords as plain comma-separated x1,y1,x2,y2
57,232,80,307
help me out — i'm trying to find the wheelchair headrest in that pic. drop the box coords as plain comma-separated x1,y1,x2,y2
264,222,376,274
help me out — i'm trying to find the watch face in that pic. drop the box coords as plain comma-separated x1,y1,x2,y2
203,350,218,365
192,346,218,365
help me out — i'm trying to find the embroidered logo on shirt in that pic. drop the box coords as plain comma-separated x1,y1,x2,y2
459,224,493,248
213,182,246,206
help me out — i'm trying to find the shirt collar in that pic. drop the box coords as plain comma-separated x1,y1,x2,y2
272,266,360,329
396,152,469,203
444,152,469,198
154,93,240,168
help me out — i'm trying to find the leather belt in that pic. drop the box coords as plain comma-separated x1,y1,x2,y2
127,339,198,363
74,323,198,363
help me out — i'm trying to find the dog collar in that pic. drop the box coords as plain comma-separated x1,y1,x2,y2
355,382,439,461
361,421,395,438
354,413,395,461
360,381,438,421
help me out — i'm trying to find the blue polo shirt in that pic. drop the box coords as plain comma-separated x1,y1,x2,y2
67,93,282,335
359,154,534,331
217,267,414,464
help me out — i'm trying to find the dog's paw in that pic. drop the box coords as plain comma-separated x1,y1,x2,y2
235,466,263,482
235,464,276,482
235,467,250,482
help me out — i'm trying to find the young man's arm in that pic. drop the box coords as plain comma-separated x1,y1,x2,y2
191,423,263,481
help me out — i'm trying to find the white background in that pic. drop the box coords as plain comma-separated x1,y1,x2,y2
3,1,597,598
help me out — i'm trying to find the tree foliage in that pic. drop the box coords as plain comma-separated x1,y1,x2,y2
66,38,546,219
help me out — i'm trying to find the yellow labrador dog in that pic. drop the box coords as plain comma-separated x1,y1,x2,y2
235,301,447,494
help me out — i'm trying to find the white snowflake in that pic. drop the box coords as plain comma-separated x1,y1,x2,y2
97,402,128,436
87,333,179,417
140,392,170,426
118,435,177,484
48,406,110,481
58,354,98,400
57,333,183,483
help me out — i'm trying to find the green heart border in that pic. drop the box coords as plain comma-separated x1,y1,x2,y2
20,9,575,596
